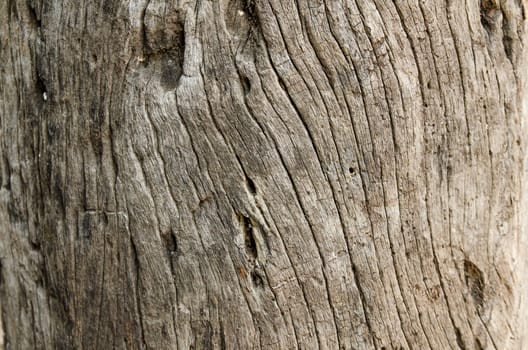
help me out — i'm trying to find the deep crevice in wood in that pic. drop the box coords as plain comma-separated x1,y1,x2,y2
35,74,47,98
245,175,256,195
502,31,514,63
250,268,264,288
455,327,466,350
0,155,10,190
240,75,251,96
475,337,485,350
7,0,18,19
501,9,514,63
162,231,178,256
27,2,41,28
240,214,258,261
243,0,256,20
480,0,500,42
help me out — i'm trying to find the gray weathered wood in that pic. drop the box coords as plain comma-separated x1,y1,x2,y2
1,0,527,349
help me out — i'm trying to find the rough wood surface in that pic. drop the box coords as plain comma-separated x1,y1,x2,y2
1,0,527,349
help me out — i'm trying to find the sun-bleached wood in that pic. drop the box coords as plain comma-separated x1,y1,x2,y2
0,0,527,349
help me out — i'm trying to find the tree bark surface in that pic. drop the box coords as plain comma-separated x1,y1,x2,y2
1,0,527,349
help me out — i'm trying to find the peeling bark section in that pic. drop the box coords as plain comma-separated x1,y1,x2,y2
0,0,527,349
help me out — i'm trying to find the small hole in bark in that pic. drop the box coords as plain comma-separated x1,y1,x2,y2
348,167,356,175
464,259,485,309
29,239,40,250
246,175,257,194
27,3,41,28
161,55,183,91
499,0,515,62
251,269,264,288
162,231,178,255
480,0,500,34
36,74,47,99
240,75,251,95
170,233,178,253
278,77,287,91
502,27,513,62
1,154,11,190
480,12,493,32
243,0,258,23
455,327,466,349
8,0,18,18
240,215,257,260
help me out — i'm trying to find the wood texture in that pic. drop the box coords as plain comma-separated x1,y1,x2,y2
0,0,527,349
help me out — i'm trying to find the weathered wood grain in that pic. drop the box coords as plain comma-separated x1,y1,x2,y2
0,0,527,349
